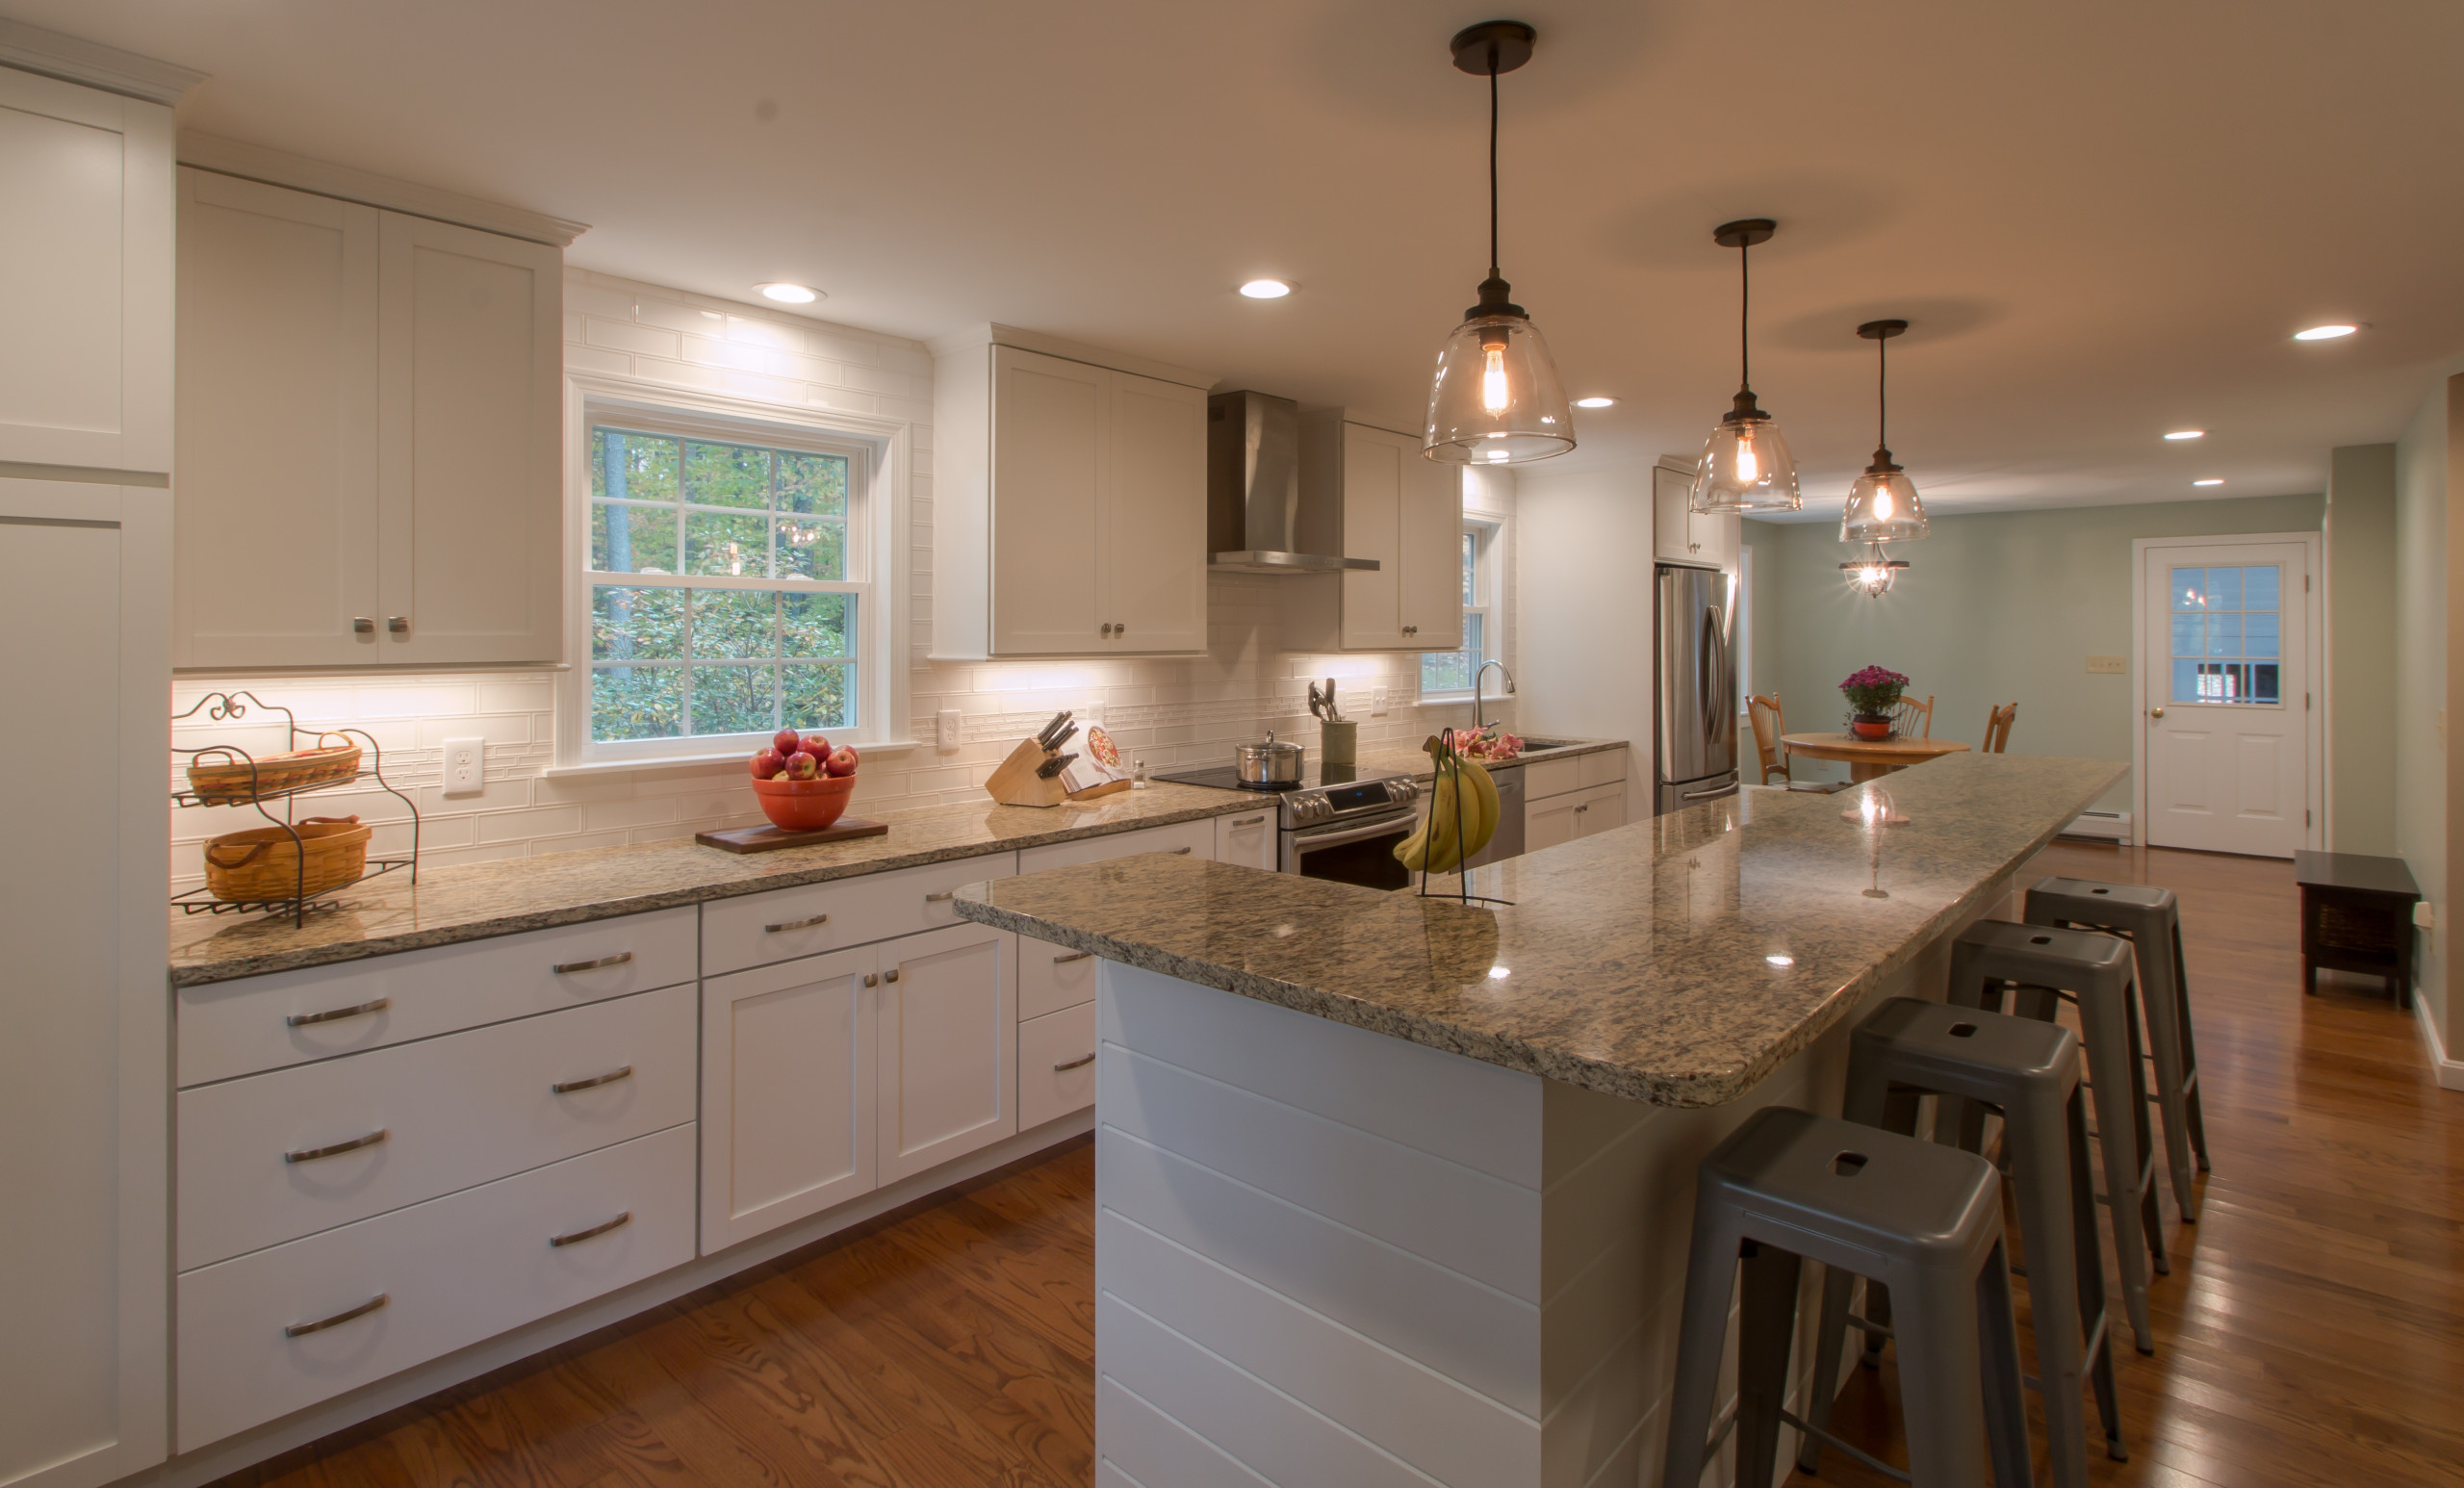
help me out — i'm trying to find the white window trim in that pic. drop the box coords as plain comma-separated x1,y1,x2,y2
1423,513,1505,701
552,369,913,772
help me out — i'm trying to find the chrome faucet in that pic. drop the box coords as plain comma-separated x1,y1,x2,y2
1473,659,1516,736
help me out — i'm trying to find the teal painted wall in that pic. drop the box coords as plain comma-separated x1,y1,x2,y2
2395,385,2448,1046
1757,494,2325,812
2327,445,2399,855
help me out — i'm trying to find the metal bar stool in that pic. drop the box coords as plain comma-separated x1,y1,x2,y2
1802,998,2125,1488
1948,919,2167,1352
2026,877,2211,1219
1662,1106,2032,1488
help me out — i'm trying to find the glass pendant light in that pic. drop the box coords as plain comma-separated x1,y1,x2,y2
1838,542,1909,597
1840,318,1930,543
1690,218,1801,513
1424,20,1574,466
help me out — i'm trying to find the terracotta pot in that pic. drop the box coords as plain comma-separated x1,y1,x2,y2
1850,714,1894,742
751,773,857,832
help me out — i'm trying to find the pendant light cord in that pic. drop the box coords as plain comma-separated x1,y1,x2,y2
1488,55,1501,281
1737,238,1751,391
1877,332,1887,447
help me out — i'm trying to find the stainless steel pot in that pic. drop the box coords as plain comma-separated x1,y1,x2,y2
1235,731,1304,786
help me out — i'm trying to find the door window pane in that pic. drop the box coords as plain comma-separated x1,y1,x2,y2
2169,563,2282,705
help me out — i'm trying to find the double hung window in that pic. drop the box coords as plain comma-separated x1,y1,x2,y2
1422,518,1501,695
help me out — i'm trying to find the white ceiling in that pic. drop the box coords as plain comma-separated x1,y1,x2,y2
21,0,2464,514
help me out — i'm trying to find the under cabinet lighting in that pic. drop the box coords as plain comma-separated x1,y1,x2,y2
1575,397,1618,408
2164,429,2205,440
1239,279,1293,299
2294,323,2357,341
2193,478,2224,486
757,282,819,304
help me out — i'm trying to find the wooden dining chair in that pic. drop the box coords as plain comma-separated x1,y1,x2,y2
1889,694,1936,739
1983,702,2017,754
1747,693,1788,783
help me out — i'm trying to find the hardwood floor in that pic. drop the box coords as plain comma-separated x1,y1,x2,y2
216,841,2461,1488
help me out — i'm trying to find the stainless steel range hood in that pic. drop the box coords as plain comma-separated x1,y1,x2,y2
1208,390,1377,574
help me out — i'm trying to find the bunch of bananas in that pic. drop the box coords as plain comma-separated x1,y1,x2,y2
1395,747,1500,875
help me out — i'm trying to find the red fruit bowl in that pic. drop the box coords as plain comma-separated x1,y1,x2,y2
751,773,857,832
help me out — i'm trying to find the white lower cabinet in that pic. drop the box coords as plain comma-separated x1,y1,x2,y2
1527,791,1580,854
1572,782,1630,836
700,851,1019,978
1214,806,1278,871
1524,748,1630,856
1020,940,1101,1021
1016,817,1214,874
877,923,1018,1185
1018,1001,1098,1132
176,1123,695,1450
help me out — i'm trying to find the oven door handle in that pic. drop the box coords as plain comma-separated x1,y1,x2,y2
1290,815,1415,852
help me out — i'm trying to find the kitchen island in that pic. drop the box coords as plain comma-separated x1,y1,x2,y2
954,753,2125,1488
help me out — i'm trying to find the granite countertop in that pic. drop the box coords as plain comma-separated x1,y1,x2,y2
170,782,1255,987
955,753,2125,1108
1348,734,1625,783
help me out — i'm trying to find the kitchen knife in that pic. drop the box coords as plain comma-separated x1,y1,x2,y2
1035,752,1078,780
1035,710,1072,750
1048,723,1079,752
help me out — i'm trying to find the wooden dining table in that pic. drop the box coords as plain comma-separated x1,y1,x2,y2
1781,731,1971,783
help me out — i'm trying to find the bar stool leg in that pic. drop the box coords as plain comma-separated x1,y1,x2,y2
1799,1067,1903,1475
2067,1084,2127,1461
1974,1236,2034,1488
1737,1240,1804,1488
1661,1197,1749,1488
2008,1080,2092,1488
2130,925,2202,1220
1887,1260,1996,1488
2078,988,2158,1351
2171,921,2212,1175
2119,977,2170,1276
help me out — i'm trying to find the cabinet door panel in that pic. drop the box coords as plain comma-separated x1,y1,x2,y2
1652,465,1700,565
1399,456,1462,650
1339,425,1407,649
1018,1002,1097,1131
878,924,1016,1184
1526,793,1579,854
1214,808,1278,871
175,170,379,668
700,948,877,1252
375,214,561,663
990,347,1107,654
1101,372,1207,652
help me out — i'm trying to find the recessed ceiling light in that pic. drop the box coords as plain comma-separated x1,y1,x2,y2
2294,323,2357,341
1575,396,1618,409
2164,429,2205,441
757,282,819,304
1238,279,1293,299
2194,478,2224,487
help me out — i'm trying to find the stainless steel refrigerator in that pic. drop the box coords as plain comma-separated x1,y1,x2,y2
1655,564,1739,813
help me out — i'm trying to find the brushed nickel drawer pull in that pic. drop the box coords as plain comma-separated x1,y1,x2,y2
1169,846,1193,855
552,952,633,974
924,890,956,903
764,912,830,933
285,1128,389,1164
549,1211,632,1248
285,1292,388,1338
552,1065,633,1095
1233,814,1267,826
884,968,902,983
287,996,391,1028
1052,1053,1095,1071
1053,951,1094,964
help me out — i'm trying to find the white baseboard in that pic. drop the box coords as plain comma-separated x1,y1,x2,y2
2061,809,2133,844
2414,991,2464,1091
118,1110,1095,1488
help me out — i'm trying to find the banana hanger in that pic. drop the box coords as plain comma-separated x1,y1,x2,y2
1410,731,1513,908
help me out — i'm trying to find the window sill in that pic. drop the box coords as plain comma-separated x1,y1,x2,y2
541,738,919,781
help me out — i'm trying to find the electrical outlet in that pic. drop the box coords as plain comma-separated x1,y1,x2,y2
936,709,961,751
2085,655,2127,675
1372,686,1390,717
1081,699,1106,727
2414,901,2436,931
442,736,484,798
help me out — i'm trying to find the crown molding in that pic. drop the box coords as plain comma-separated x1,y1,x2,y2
927,322,1218,391
177,132,590,247
0,16,203,104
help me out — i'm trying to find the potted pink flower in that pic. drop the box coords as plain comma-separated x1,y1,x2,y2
1839,665,1910,740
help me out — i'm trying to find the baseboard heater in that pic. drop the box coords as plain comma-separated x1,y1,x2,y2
2061,809,2133,844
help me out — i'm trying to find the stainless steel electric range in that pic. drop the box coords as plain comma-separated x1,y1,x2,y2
1155,762,1422,890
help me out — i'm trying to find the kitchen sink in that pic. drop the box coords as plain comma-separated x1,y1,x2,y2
1518,737,1588,751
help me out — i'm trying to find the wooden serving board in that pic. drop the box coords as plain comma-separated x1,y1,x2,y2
695,817,890,854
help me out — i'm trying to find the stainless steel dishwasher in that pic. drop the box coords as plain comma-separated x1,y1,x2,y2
1464,762,1526,868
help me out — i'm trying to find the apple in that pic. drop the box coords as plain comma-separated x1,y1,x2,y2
772,728,803,757
751,748,785,779
825,745,859,778
799,733,831,759
784,750,821,781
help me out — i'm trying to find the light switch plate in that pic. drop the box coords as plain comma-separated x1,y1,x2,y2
2415,901,2437,931
2085,655,2127,675
936,709,961,751
1372,686,1390,716
442,737,484,798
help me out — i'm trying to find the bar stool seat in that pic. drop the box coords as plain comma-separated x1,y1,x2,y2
2026,877,2212,1219
1949,919,2168,1352
1662,1105,2032,1488
1804,997,2125,1488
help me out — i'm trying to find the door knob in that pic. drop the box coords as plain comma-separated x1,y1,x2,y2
2150,706,2165,719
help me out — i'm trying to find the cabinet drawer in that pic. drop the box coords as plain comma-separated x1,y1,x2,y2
177,907,697,1088
701,851,1017,977
1214,807,1278,871
1578,747,1629,789
1017,817,1213,875
1524,757,1579,801
1019,936,1101,1022
176,1122,694,1451
178,984,695,1270
1019,1001,1097,1132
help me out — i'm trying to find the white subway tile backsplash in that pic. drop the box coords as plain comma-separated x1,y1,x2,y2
585,319,682,359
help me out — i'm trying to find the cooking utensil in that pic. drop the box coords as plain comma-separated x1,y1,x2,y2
1235,731,1305,786
1324,677,1340,721
1036,752,1078,780
1307,681,1329,723
1048,722,1079,753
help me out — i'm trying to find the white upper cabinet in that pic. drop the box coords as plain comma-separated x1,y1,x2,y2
172,169,562,668
1288,416,1463,653
0,70,172,475
1652,460,1736,572
931,329,1210,658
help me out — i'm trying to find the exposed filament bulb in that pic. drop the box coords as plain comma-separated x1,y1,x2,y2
1480,345,1509,415
1734,427,1760,485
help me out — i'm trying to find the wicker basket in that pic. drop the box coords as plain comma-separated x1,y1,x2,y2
186,735,362,804
201,817,372,903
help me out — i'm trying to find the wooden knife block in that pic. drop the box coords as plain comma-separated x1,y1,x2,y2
983,736,1070,808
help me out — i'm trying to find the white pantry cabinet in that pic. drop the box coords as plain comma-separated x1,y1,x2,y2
1287,415,1462,652
1652,459,1738,572
0,69,172,474
930,328,1211,658
173,167,563,667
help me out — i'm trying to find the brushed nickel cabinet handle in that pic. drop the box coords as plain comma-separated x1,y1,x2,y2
386,616,408,633
765,912,830,933
1233,814,1267,826
1101,623,1114,636
863,973,880,988
552,952,633,974
552,1065,633,1095
549,1211,632,1248
351,617,374,634
288,996,391,1029
285,1293,388,1338
1116,623,1126,636
884,968,901,983
285,1128,389,1164
1168,846,1193,855
924,890,956,903
1052,1053,1095,1071
1053,951,1094,964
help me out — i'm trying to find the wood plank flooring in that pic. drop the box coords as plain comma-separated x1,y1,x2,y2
214,841,2462,1488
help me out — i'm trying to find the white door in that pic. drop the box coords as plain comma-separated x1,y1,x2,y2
876,923,1017,1184
1100,370,1207,652
699,946,878,1252
1340,423,1408,648
1399,453,1463,650
990,346,1108,654
2140,538,2318,857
